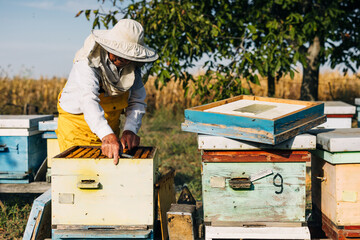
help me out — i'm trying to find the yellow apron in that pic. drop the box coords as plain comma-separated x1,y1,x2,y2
56,91,129,152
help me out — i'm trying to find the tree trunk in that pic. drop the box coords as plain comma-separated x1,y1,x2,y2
267,74,275,97
300,36,321,101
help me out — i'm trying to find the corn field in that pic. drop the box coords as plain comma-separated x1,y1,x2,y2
0,71,359,115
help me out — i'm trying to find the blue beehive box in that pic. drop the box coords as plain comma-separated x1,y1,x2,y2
0,115,53,183
181,95,325,145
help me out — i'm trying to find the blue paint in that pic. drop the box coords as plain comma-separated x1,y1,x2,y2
274,104,324,134
23,189,51,240
38,120,58,131
42,131,57,139
52,229,153,239
0,134,46,183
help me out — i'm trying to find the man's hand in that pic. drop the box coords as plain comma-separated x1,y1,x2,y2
101,133,121,165
120,130,140,151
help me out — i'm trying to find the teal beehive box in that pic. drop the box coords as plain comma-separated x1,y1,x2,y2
181,95,325,145
0,115,53,183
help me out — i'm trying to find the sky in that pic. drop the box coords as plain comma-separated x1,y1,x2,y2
0,0,119,78
0,0,358,79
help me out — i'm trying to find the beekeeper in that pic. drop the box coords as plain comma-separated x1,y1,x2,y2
56,19,158,164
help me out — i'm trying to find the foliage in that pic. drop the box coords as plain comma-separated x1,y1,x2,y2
78,0,360,101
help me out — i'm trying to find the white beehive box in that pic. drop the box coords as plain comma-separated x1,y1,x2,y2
51,146,158,227
316,101,355,129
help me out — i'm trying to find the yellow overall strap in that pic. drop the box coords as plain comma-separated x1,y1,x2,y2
56,91,129,152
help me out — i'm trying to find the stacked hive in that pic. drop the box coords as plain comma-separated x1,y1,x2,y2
51,146,158,240
0,115,53,183
182,95,325,240
38,118,60,182
311,128,360,240
315,101,355,129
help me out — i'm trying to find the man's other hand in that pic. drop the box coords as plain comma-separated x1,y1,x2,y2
120,130,140,151
101,133,121,165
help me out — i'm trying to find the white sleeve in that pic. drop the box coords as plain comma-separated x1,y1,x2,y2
123,86,147,134
75,61,114,140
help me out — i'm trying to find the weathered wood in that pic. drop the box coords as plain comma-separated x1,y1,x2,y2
205,226,311,240
0,115,53,129
312,154,360,226
202,161,307,223
322,212,360,240
181,95,325,145
209,221,302,227
52,147,158,226
0,181,50,193
202,150,310,163
198,133,316,150
167,204,196,240
315,128,360,152
23,189,51,240
38,118,58,131
156,169,176,240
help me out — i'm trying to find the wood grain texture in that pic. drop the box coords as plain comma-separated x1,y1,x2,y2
205,226,311,240
0,182,50,193
167,204,196,240
202,150,310,163
322,213,360,240
312,155,360,226
202,162,306,223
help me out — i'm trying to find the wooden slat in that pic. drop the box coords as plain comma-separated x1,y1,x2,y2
0,182,50,193
202,150,310,163
82,148,98,158
133,148,143,158
65,147,83,158
72,147,90,158
91,149,102,158
140,148,151,159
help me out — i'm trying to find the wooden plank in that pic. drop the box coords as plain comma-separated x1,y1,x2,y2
167,204,196,240
316,118,352,129
205,226,311,240
51,229,153,239
311,149,360,164
0,115,53,129
202,150,310,163
82,148,98,158
322,213,360,240
315,128,360,152
141,148,151,159
198,133,316,150
202,162,307,222
38,118,58,131
157,169,176,240
209,221,302,227
0,128,41,136
23,189,51,240
0,182,50,193
133,148,144,158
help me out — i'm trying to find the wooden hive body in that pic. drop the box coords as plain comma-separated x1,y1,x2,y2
311,128,360,227
51,146,158,227
316,101,355,129
38,118,59,168
201,149,310,224
0,115,53,183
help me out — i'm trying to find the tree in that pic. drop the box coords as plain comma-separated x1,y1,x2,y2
78,0,360,102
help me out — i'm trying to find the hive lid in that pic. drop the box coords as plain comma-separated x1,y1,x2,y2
312,128,360,152
355,98,360,106
198,133,316,150
0,115,53,129
322,101,355,114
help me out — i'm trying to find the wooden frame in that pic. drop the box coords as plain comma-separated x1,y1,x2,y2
181,95,325,145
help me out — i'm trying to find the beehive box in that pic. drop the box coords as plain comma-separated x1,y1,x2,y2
182,95,325,145
311,128,360,226
0,115,53,183
38,118,59,168
315,101,355,129
200,134,313,224
51,146,158,227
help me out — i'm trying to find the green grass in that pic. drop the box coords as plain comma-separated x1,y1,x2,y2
0,107,201,239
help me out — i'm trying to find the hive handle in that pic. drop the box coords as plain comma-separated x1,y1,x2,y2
77,179,100,189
